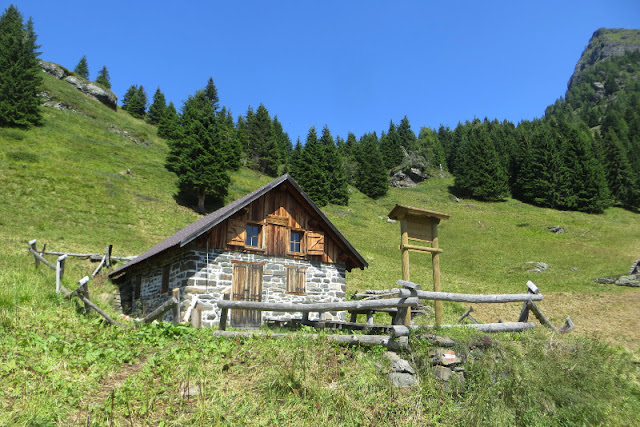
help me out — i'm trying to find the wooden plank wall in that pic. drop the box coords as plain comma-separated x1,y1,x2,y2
197,185,349,266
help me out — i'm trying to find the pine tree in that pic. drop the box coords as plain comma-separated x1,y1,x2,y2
294,127,329,206
158,101,180,140
397,116,418,151
355,132,388,199
74,55,89,79
166,90,229,213
147,87,166,125
217,106,241,170
418,127,447,170
95,65,111,89
121,85,137,112
380,120,403,169
319,125,349,205
0,5,42,127
454,121,509,201
247,104,278,175
204,77,219,110
602,131,638,208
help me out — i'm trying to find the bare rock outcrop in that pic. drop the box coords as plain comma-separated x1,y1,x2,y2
64,76,118,111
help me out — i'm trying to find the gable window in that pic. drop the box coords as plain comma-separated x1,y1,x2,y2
286,266,307,295
245,224,261,248
290,231,303,253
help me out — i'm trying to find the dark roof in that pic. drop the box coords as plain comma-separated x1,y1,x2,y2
109,174,367,278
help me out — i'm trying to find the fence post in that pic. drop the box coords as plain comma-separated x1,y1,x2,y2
172,288,181,324
105,244,113,268
29,239,39,267
219,293,230,331
56,254,67,293
191,303,202,329
76,276,91,313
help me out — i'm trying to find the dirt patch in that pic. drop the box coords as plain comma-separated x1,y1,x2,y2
472,289,640,352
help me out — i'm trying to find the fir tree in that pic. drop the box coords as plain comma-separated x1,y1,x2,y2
158,101,180,140
166,90,229,213
319,125,349,205
0,5,42,127
121,85,137,112
247,104,278,175
217,106,241,170
602,131,638,208
294,127,329,206
147,87,166,125
204,77,219,110
380,120,403,169
418,127,447,170
95,65,111,89
454,121,509,201
397,116,418,151
355,132,388,199
74,55,89,79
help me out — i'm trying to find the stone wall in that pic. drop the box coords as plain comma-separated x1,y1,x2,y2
118,245,347,327
184,249,347,327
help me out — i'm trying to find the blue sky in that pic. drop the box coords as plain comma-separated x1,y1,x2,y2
13,0,640,142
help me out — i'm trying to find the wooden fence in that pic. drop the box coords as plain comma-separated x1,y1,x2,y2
27,239,179,326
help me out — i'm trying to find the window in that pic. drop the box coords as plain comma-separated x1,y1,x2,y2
161,264,170,293
286,267,306,295
290,231,302,253
245,224,261,247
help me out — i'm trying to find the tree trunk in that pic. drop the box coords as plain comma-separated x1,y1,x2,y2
197,189,206,213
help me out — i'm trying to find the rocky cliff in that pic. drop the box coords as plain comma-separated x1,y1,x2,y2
568,28,640,89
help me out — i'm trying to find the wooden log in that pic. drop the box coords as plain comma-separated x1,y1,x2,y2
105,245,113,268
29,240,39,267
91,255,106,277
40,250,136,261
64,276,90,299
218,293,230,331
142,297,178,323
457,306,474,323
397,282,543,303
526,301,558,332
518,281,540,322
431,221,443,326
416,321,536,333
399,243,443,254
212,331,409,350
59,279,120,326
56,254,67,294
558,317,574,334
216,297,419,312
390,325,410,338
28,247,55,270
172,288,181,324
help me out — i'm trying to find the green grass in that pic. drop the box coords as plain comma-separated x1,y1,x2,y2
1,69,640,425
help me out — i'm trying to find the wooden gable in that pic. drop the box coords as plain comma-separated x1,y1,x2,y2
197,182,347,266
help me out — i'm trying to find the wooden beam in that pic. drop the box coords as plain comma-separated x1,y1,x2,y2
397,281,543,303
28,247,55,270
218,293,230,330
416,322,536,333
212,331,409,350
216,297,419,313
526,301,558,332
172,288,181,324
59,278,121,326
142,297,178,323
55,254,67,294
399,244,443,254
431,220,442,325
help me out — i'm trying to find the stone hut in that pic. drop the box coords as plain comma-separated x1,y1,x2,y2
108,174,368,328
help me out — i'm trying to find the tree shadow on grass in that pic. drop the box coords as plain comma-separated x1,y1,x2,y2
172,187,225,215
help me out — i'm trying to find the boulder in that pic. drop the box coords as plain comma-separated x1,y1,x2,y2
615,275,640,287
388,372,419,387
39,60,69,79
389,170,417,188
64,75,118,110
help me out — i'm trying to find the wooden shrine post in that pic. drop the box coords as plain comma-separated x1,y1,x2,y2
388,205,450,325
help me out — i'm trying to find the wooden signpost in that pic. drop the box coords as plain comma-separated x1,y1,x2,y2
388,205,450,325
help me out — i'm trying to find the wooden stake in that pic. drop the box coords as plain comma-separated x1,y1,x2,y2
56,254,67,294
219,293,230,330
431,220,442,325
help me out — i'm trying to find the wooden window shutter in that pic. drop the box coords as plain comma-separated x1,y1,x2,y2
286,267,306,295
227,219,245,246
306,231,324,256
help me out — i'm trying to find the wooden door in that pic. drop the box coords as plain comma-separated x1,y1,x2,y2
231,263,263,328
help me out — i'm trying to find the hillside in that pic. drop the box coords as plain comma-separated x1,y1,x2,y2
1,64,640,423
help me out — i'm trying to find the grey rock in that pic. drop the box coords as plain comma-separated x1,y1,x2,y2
39,60,69,79
433,365,452,381
592,81,605,91
418,334,456,347
64,75,118,110
389,170,417,188
391,359,415,375
388,372,419,387
383,351,401,362
429,348,462,366
594,276,618,284
548,225,566,234
615,275,640,287
526,262,550,273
